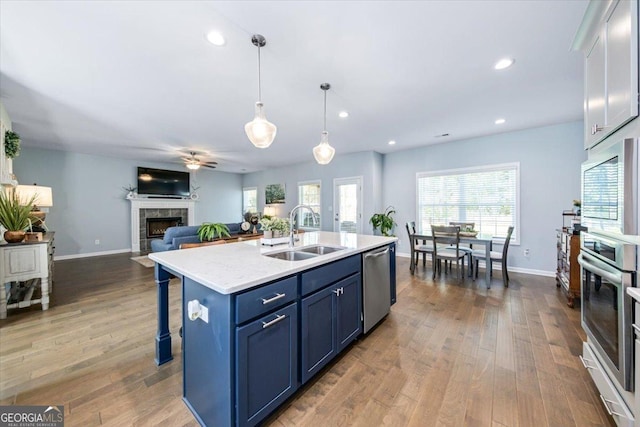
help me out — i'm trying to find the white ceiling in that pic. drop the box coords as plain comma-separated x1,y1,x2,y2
0,0,588,173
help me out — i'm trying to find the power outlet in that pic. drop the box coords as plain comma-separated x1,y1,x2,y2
95,239,100,245
524,248,530,257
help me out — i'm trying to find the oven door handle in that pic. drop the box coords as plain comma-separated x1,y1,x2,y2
577,253,622,285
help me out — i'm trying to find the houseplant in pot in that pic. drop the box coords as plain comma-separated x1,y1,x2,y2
197,222,230,242
370,205,397,236
0,187,37,243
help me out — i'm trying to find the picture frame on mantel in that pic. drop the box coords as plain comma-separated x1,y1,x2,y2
265,183,285,204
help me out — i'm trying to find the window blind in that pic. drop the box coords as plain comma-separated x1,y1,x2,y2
417,163,519,240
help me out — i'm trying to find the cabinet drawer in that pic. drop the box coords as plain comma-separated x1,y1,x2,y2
301,255,360,297
582,342,635,426
236,276,297,324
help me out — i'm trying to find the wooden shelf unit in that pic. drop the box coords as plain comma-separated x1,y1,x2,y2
556,227,581,308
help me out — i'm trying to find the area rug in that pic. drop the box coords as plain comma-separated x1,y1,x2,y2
131,255,154,268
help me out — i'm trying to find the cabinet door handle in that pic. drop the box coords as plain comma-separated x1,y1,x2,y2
632,324,640,335
332,289,340,295
578,355,595,370
599,395,626,418
261,293,285,305
262,314,286,329
591,124,604,135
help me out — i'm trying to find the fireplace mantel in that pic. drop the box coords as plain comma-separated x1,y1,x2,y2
130,198,196,252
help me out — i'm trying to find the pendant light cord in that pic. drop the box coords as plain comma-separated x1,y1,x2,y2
257,46,262,102
323,89,327,131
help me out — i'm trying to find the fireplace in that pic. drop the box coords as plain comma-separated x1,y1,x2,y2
146,217,183,238
129,198,196,253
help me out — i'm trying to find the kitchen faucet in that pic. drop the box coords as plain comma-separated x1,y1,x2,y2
289,204,318,247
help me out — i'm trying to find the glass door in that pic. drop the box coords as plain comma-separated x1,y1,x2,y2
333,177,362,233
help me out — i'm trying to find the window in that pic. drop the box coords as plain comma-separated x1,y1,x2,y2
298,181,321,229
242,187,257,215
416,163,519,243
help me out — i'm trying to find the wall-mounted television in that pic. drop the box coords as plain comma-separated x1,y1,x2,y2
137,167,190,198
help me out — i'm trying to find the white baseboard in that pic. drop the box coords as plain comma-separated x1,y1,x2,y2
54,248,132,261
395,251,555,278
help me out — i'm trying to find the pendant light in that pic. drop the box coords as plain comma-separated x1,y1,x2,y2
245,34,277,149
313,83,336,165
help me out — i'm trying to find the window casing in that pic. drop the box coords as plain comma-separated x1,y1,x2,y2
243,187,258,215
416,163,519,244
298,180,321,230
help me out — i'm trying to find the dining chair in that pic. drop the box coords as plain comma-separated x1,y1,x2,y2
449,221,475,275
405,222,434,274
472,226,514,286
431,225,466,280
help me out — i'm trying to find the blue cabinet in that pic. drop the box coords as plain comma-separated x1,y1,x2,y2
301,273,362,384
236,303,298,427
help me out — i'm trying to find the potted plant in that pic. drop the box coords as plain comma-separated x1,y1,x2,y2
0,188,37,243
198,222,230,241
259,217,290,238
123,185,137,200
271,217,291,237
573,199,581,215
4,131,21,159
370,206,397,236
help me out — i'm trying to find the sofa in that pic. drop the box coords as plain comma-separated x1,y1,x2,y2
150,223,257,252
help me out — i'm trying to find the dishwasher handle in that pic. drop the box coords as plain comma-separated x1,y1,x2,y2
365,247,389,259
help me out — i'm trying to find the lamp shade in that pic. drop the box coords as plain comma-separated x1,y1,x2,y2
264,206,276,217
313,131,335,165
245,102,277,148
15,185,53,207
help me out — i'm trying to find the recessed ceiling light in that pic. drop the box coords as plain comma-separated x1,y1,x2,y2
494,58,515,70
206,31,226,46
338,111,349,118
495,118,506,125
388,140,396,145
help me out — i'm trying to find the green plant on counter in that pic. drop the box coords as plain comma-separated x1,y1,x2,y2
259,217,290,234
370,206,397,236
198,222,230,241
4,131,21,159
0,188,37,231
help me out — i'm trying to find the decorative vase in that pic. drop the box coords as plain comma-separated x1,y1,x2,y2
4,230,26,243
263,230,273,239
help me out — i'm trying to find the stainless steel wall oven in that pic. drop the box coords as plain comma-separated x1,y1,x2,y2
578,231,638,392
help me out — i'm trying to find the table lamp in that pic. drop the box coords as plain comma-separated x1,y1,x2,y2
264,206,276,217
16,184,53,231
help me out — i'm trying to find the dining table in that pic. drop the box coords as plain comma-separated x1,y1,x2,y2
410,230,495,286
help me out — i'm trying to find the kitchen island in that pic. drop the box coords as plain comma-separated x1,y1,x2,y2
149,231,396,427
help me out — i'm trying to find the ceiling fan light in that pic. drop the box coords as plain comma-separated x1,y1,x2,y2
313,131,335,165
245,102,277,148
186,163,200,170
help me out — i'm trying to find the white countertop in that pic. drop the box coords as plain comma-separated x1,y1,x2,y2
628,287,640,303
149,231,397,294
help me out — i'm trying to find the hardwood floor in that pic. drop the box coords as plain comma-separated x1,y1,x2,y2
0,253,614,426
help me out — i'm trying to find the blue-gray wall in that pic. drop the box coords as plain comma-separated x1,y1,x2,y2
13,147,242,257
242,151,382,233
384,121,586,274
12,121,585,274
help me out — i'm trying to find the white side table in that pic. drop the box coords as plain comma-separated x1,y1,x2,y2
0,233,55,319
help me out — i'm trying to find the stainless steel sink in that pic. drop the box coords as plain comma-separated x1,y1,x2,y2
264,250,319,261
297,245,345,255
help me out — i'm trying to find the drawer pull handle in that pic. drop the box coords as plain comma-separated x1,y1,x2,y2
579,355,595,370
599,394,626,418
262,314,286,329
261,293,285,305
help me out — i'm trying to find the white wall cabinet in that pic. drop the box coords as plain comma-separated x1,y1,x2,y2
580,0,639,149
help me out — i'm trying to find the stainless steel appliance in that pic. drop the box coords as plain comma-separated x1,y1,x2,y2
581,138,638,237
578,231,638,391
362,246,391,333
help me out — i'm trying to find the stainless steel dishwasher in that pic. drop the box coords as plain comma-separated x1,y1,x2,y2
363,246,391,333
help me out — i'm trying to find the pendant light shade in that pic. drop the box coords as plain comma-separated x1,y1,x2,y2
313,83,335,165
245,102,277,148
246,34,277,149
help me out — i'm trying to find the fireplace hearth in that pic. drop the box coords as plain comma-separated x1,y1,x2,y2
146,217,183,238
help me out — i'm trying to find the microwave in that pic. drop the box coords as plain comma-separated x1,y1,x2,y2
581,138,638,236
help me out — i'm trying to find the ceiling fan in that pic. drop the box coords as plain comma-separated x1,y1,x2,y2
182,151,218,170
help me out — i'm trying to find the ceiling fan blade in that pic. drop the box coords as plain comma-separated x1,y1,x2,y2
203,161,218,165
202,164,217,169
